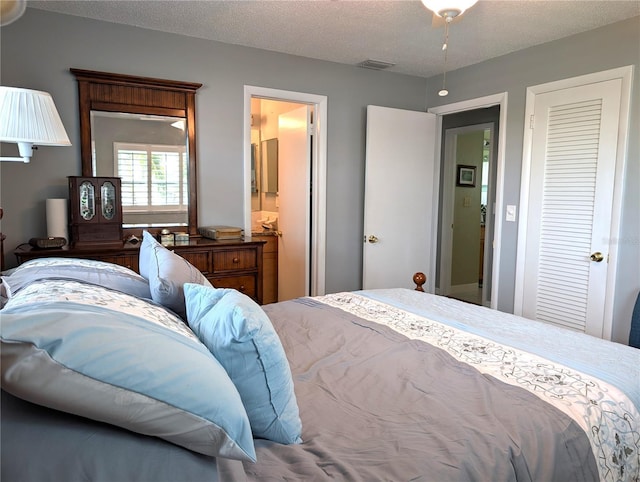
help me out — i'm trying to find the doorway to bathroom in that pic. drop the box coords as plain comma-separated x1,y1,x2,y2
244,86,327,302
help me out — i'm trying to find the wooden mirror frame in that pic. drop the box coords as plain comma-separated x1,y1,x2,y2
70,68,202,237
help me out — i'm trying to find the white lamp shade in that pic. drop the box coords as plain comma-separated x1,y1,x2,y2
421,0,478,17
0,86,71,146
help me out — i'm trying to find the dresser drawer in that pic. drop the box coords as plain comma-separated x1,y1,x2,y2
178,251,212,275
99,254,139,272
212,249,257,273
210,275,256,298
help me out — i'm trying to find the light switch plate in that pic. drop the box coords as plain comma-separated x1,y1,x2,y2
506,204,517,222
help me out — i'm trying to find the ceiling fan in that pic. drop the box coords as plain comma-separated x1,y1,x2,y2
421,0,479,27
420,0,479,96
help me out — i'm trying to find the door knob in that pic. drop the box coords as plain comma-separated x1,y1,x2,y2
368,235,379,244
590,252,604,262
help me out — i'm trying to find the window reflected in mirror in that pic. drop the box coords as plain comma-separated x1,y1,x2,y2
90,111,189,228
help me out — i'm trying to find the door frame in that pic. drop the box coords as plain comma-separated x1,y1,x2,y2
514,66,633,339
439,122,495,306
429,92,508,310
243,85,328,296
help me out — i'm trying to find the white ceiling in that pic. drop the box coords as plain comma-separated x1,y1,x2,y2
27,0,640,78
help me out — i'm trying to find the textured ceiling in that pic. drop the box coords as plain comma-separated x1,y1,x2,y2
27,0,640,78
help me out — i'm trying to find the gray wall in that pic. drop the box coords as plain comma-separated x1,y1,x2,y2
0,8,427,294
426,16,640,343
1,9,638,343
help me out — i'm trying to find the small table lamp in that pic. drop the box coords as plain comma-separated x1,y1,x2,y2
0,86,71,162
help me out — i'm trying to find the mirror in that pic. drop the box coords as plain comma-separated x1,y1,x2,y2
91,111,188,227
261,138,278,193
251,143,258,194
71,69,202,236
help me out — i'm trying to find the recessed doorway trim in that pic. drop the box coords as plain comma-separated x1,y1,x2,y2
243,85,328,296
429,92,508,310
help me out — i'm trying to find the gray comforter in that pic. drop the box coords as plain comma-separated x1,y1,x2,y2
6,291,630,482
246,297,598,481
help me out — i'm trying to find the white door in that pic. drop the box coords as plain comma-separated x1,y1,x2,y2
516,75,628,338
278,105,311,301
363,105,436,290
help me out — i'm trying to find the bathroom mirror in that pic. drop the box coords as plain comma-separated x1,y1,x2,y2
71,68,202,236
261,138,278,194
251,143,259,194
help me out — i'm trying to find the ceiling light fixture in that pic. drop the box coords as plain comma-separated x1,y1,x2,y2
421,0,479,97
171,119,186,130
0,0,27,27
421,0,478,20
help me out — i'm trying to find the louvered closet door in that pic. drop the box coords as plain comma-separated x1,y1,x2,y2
521,78,622,336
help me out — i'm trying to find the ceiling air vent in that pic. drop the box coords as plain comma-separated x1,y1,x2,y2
357,59,396,71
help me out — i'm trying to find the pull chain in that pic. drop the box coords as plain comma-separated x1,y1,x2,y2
439,18,451,96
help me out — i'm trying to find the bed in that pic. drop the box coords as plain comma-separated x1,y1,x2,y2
2,234,639,482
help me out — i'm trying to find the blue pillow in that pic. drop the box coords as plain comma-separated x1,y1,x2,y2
184,284,302,444
1,279,256,462
140,230,212,319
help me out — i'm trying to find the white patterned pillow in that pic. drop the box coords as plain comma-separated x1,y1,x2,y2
1,257,150,299
0,279,256,462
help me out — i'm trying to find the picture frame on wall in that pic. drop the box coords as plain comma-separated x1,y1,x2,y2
456,165,476,187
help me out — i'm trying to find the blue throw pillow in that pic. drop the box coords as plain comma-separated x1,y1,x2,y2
184,283,302,445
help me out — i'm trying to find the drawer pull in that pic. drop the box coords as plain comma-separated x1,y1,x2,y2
239,285,245,291
232,257,240,263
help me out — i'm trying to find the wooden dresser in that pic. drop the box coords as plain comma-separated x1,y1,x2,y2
251,234,278,304
14,238,265,304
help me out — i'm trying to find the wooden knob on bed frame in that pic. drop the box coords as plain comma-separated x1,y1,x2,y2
413,272,426,292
